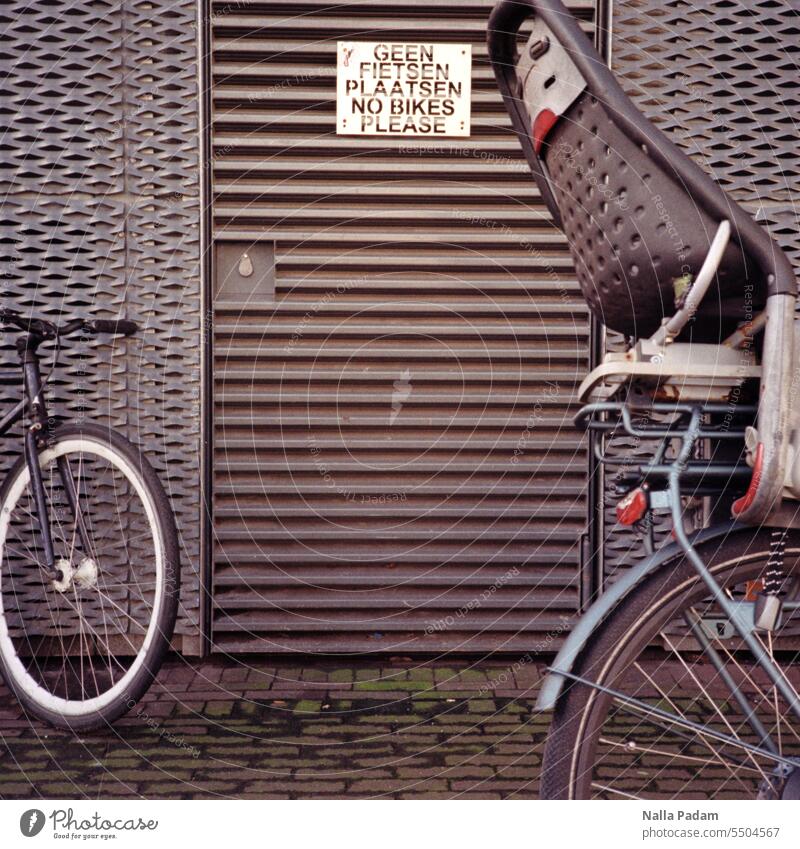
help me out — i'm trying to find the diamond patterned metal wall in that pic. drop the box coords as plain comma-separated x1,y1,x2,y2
0,0,203,645
603,0,800,581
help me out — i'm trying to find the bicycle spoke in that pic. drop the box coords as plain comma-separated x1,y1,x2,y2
89,587,150,634
631,659,763,792
547,537,800,800
590,783,641,800
598,736,763,773
0,434,170,722
659,633,771,784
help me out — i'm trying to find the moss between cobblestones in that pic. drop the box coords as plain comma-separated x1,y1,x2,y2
353,680,428,692
410,700,445,712
406,668,434,682
296,724,349,735
328,669,354,683
458,669,488,681
13,769,78,782
204,701,234,718
499,701,529,714
0,657,719,800
241,678,273,690
466,699,496,713
39,783,83,795
292,700,323,715
354,668,382,682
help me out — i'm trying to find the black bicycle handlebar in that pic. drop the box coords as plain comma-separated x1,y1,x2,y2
88,319,139,337
0,308,139,339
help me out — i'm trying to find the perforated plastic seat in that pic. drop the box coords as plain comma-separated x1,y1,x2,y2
487,0,791,345
489,0,798,526
544,93,756,340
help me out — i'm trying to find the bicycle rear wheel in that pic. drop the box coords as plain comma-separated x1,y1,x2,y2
541,527,800,799
0,422,179,730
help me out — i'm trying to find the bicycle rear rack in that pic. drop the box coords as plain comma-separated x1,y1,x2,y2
577,398,800,731
576,400,757,500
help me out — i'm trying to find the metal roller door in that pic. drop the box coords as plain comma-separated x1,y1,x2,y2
209,0,596,653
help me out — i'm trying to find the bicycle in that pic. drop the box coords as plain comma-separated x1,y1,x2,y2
0,306,179,731
488,0,800,798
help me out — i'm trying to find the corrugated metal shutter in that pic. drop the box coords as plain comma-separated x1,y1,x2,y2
209,0,595,653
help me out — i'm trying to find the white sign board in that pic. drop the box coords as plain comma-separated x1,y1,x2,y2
337,42,472,137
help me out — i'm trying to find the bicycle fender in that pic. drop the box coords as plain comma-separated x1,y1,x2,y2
535,520,745,711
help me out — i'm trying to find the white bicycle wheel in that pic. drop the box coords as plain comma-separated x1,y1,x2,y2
0,423,179,730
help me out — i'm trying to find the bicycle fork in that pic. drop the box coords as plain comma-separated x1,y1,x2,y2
19,339,91,583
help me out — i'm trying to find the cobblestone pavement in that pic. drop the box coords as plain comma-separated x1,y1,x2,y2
2,656,796,799
0,657,547,799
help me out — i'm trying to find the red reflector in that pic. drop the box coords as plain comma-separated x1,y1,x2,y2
532,108,558,153
732,442,764,517
616,488,647,526
744,579,764,602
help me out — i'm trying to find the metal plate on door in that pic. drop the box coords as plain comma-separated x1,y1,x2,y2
214,241,275,303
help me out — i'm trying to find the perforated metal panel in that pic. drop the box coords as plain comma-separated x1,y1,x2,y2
602,0,800,580
209,0,597,653
0,0,202,643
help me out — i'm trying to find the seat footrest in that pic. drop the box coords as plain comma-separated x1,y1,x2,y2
578,340,760,403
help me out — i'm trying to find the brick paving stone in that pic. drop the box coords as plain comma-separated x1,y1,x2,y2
514,664,545,688
0,655,773,800
398,792,457,799
353,668,382,682
323,690,409,702
220,666,251,683
406,668,434,682
159,666,196,684
328,669,354,683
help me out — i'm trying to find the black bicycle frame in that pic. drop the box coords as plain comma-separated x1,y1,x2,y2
2,334,89,581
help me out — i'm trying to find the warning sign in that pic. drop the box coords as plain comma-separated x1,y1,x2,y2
337,42,472,137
